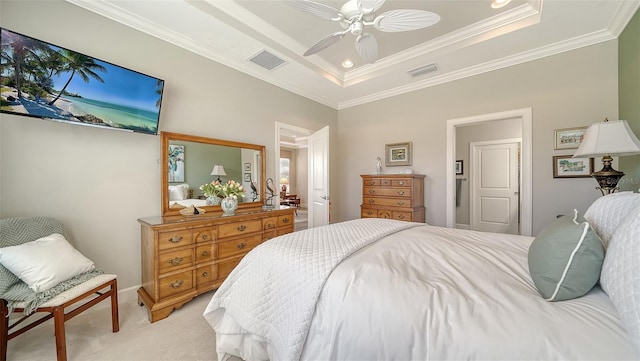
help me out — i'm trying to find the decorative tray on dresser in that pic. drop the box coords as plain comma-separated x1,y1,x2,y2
137,207,295,322
360,174,426,223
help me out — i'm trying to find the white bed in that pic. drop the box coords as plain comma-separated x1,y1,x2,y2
170,198,208,208
204,193,640,361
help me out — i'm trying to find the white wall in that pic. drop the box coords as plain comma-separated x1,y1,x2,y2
337,41,619,234
0,0,338,289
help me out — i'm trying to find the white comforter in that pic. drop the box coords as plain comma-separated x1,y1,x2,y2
204,220,637,360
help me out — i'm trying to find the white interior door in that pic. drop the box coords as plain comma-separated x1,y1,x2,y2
308,126,329,228
470,140,520,234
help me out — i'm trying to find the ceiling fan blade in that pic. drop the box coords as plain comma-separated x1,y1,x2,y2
355,33,378,63
357,0,385,14
287,0,343,21
373,9,441,32
304,31,346,56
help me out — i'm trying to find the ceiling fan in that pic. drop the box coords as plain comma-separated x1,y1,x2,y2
288,0,441,64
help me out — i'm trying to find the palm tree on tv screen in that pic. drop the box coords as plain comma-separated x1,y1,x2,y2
1,29,48,99
48,50,106,106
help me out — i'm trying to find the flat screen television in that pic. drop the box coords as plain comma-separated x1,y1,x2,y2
1,28,164,135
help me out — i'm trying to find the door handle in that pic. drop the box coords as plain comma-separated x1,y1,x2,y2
321,196,331,200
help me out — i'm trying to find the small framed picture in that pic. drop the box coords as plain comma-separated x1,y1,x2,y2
554,127,588,150
553,155,594,178
244,173,251,182
244,162,251,171
455,160,463,175
385,142,412,167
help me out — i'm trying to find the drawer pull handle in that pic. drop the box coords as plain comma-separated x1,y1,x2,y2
282,217,290,224
202,251,209,256
169,279,184,289
367,211,374,215
168,235,183,243
169,257,184,266
397,191,405,195
368,181,375,185
398,215,405,219
201,234,208,240
202,272,209,277
237,225,247,231
368,199,375,204
397,201,406,206
266,223,274,229
237,242,247,249
368,190,375,194
398,181,405,185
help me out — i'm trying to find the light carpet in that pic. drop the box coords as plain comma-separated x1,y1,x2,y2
6,291,217,361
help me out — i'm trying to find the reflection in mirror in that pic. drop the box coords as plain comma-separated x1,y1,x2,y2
161,132,265,216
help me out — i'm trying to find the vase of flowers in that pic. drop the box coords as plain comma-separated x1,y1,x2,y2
220,180,245,216
200,180,223,205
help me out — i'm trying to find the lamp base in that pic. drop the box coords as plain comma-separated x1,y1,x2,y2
592,155,624,196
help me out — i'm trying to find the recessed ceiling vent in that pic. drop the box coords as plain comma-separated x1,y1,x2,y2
408,63,438,78
248,50,287,71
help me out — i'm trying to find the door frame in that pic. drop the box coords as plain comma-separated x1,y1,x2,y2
274,121,312,207
469,138,521,234
446,107,532,236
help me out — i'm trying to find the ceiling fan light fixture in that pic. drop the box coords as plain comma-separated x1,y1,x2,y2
491,0,512,9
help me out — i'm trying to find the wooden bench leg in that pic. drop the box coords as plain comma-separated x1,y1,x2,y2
110,280,120,333
1,300,8,361
53,306,67,361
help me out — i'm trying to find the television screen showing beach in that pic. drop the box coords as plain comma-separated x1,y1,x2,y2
0,28,164,135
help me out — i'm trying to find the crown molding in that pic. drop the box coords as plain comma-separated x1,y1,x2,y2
338,28,617,109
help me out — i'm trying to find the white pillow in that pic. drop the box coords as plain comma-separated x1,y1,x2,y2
169,184,189,201
600,206,640,353
584,192,640,247
0,233,95,292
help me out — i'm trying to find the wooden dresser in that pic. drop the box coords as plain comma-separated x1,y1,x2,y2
137,207,295,322
360,174,426,222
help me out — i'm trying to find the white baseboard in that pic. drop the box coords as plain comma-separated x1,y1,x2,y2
455,223,471,230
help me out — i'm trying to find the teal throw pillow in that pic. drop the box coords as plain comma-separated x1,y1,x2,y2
528,209,604,301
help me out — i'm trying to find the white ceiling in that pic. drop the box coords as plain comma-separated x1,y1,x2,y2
66,0,639,110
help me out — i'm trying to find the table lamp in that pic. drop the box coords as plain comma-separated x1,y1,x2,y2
210,165,227,182
280,177,289,193
573,119,640,195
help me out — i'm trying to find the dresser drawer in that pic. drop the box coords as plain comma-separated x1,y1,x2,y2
363,197,412,208
218,234,262,259
393,211,412,221
263,230,278,241
361,208,377,218
196,264,217,286
158,249,193,273
193,227,214,243
218,220,262,239
363,178,380,186
364,187,411,198
158,270,193,299
195,243,215,263
158,229,193,251
218,257,242,280
391,178,412,187
278,214,293,227
277,226,293,236
262,217,278,231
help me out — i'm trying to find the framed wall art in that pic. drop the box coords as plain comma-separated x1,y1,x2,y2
244,173,251,182
455,160,463,175
552,155,593,178
385,142,412,167
168,144,185,182
554,127,587,150
244,162,251,171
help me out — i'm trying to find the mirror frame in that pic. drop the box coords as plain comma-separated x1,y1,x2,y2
161,131,266,216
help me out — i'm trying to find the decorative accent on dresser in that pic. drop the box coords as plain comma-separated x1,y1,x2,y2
360,174,425,222
137,207,294,322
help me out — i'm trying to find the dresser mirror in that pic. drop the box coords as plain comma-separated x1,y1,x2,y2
161,131,265,216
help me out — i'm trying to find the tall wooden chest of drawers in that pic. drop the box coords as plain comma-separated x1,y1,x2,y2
360,174,426,222
137,207,294,322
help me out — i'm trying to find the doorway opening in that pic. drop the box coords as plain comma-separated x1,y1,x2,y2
446,108,532,236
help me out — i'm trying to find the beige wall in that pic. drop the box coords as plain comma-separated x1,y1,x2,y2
0,0,338,289
455,119,522,226
619,8,640,192
337,41,618,234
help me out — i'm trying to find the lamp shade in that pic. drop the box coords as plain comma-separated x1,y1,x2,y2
210,165,227,176
280,177,289,185
573,120,640,157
